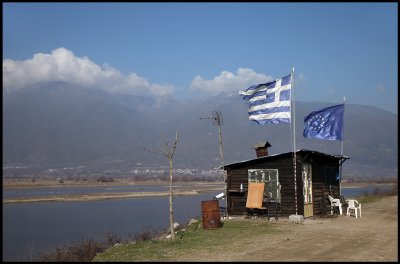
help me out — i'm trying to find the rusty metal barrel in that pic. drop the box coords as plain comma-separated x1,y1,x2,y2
201,200,222,229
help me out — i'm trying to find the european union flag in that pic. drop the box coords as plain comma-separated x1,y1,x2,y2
303,104,344,141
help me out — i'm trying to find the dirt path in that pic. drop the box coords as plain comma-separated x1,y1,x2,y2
191,195,398,261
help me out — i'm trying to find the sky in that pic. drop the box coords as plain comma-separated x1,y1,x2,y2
3,3,398,114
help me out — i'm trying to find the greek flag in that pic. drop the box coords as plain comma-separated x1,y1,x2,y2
239,74,291,124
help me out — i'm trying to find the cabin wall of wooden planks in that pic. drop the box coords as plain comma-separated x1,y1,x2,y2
310,156,340,216
227,156,304,216
226,153,341,217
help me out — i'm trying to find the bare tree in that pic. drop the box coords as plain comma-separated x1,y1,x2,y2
161,131,179,239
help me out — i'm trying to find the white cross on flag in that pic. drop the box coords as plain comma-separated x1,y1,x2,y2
239,74,291,125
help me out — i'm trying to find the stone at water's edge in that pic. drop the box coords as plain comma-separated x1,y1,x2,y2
173,222,180,230
289,214,304,223
188,219,199,225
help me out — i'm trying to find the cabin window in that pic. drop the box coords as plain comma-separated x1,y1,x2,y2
248,169,281,202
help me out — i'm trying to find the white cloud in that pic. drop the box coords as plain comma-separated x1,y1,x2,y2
190,68,274,95
3,47,175,97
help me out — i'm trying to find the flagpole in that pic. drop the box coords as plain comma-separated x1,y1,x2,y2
291,66,298,215
339,96,345,196
341,96,345,156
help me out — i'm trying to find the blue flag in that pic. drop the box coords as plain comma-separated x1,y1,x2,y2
303,104,344,141
239,74,291,125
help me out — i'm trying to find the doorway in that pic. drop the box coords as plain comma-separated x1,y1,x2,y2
302,163,313,217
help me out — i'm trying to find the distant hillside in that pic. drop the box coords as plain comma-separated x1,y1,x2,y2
3,82,161,168
3,82,398,179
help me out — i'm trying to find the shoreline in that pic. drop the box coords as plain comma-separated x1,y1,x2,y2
340,182,396,188
2,179,225,189
3,180,395,204
3,190,206,204
3,182,225,204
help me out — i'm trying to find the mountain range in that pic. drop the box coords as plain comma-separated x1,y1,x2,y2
3,81,398,179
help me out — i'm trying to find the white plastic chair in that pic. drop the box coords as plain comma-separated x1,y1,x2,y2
346,199,362,218
214,192,225,200
328,195,343,215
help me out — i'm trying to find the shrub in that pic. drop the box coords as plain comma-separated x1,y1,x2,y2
38,232,121,262
37,218,201,261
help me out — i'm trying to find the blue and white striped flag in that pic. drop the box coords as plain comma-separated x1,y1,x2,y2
239,74,291,124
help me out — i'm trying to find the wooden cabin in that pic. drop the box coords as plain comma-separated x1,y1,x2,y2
223,142,349,218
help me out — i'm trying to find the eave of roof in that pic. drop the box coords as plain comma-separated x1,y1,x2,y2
223,149,349,169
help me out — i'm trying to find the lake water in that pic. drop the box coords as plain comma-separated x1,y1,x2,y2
341,184,395,198
2,185,170,199
2,184,395,261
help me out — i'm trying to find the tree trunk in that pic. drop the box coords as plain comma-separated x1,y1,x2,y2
161,131,178,240
169,156,175,239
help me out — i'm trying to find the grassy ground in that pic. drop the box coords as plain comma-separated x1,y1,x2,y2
93,219,280,262
93,192,397,262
